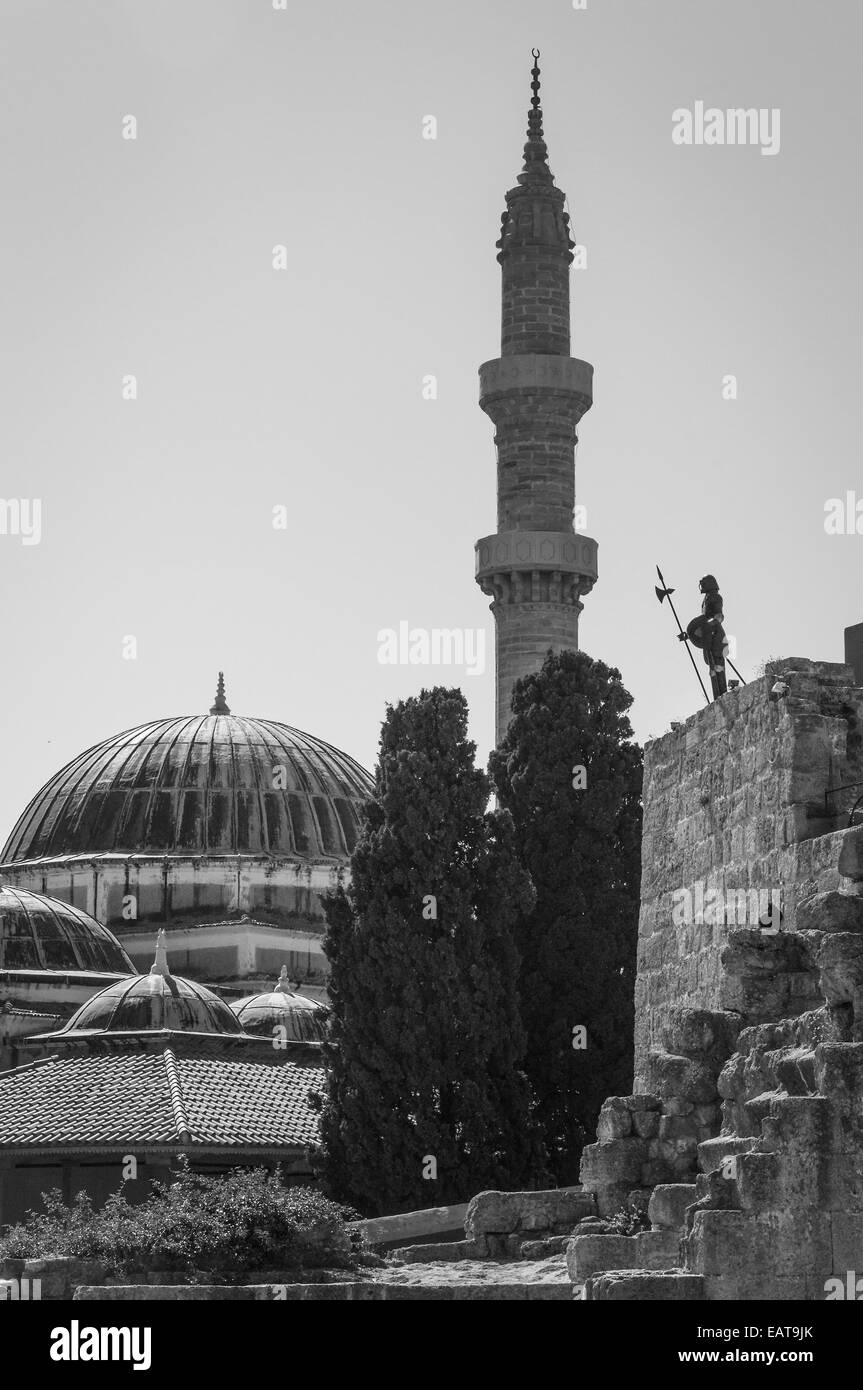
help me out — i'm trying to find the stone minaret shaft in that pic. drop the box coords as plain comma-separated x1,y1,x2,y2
476,52,598,744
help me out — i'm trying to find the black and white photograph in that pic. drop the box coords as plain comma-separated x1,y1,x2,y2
0,0,859,1363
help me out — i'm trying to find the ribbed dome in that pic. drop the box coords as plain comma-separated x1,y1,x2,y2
50,934,243,1036
2,688,373,864
0,885,135,974
231,967,327,1043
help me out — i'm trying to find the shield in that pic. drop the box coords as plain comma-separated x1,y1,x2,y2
686,617,707,649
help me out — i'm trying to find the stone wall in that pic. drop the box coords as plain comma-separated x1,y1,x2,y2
575,651,863,1301
635,659,863,1087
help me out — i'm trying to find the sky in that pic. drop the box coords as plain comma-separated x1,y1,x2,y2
0,0,860,844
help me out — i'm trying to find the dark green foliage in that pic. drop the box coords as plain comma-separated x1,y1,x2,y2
489,650,643,1184
0,1162,360,1280
319,687,547,1215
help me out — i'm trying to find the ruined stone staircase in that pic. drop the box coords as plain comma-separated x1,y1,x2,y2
571,878,863,1300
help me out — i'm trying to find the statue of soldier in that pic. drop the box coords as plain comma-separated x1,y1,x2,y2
679,575,728,700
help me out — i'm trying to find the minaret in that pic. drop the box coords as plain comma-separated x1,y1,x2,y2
476,51,598,744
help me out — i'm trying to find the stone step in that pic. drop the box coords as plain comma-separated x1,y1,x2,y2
388,1240,478,1264
567,1230,679,1283
698,1134,758,1175
74,1281,573,1302
582,1270,705,1301
648,1184,698,1230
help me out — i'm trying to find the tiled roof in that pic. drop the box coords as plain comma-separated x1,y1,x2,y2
0,1040,323,1152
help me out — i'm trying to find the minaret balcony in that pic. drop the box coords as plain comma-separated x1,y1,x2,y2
475,530,598,594
479,354,593,414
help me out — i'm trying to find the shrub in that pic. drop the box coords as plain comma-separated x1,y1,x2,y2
604,1202,650,1237
0,1163,363,1281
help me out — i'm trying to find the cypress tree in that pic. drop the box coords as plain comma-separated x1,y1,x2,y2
319,686,545,1215
489,650,643,1184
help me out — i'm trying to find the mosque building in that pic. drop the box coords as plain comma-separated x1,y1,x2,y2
0,932,324,1226
0,675,373,997
0,883,137,1071
0,54,592,1222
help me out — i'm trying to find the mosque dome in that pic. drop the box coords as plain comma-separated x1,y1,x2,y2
47,932,243,1037
231,966,328,1042
1,676,373,865
0,884,135,974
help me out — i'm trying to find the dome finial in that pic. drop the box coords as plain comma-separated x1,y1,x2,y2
150,928,171,977
210,671,231,715
275,965,296,996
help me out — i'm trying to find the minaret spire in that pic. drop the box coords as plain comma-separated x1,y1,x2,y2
522,49,551,180
476,54,598,744
209,671,231,715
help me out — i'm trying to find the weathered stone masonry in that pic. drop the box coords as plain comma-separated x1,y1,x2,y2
572,658,863,1300
635,658,863,1085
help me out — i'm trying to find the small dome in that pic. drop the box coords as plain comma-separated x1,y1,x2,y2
1,678,373,864
0,885,135,974
231,966,327,1043
50,932,243,1037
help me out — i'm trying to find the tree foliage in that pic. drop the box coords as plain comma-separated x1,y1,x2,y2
489,650,643,1183
319,687,546,1214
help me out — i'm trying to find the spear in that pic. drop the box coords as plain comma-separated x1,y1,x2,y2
655,565,711,707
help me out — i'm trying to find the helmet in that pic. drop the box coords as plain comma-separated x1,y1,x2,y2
699,575,719,593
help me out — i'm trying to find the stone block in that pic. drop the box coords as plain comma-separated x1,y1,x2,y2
566,1234,639,1283
830,1211,863,1275
596,1098,632,1142
797,891,863,934
685,1209,749,1276
635,1229,681,1269
645,1052,717,1104
663,1098,695,1117
660,1007,738,1064
388,1240,478,1264
579,1139,648,1189
697,1135,757,1176
6,1258,106,1300
703,1274,808,1302
593,1185,639,1219
632,1109,660,1139
759,1094,841,1155
519,1235,570,1259
464,1187,594,1239
736,1152,782,1212
649,1184,698,1231
816,934,863,1019
815,1043,863,1116
838,826,863,882
640,1158,679,1187
584,1271,705,1301
755,1210,832,1285
694,1103,720,1127
659,1114,700,1147
623,1094,663,1112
